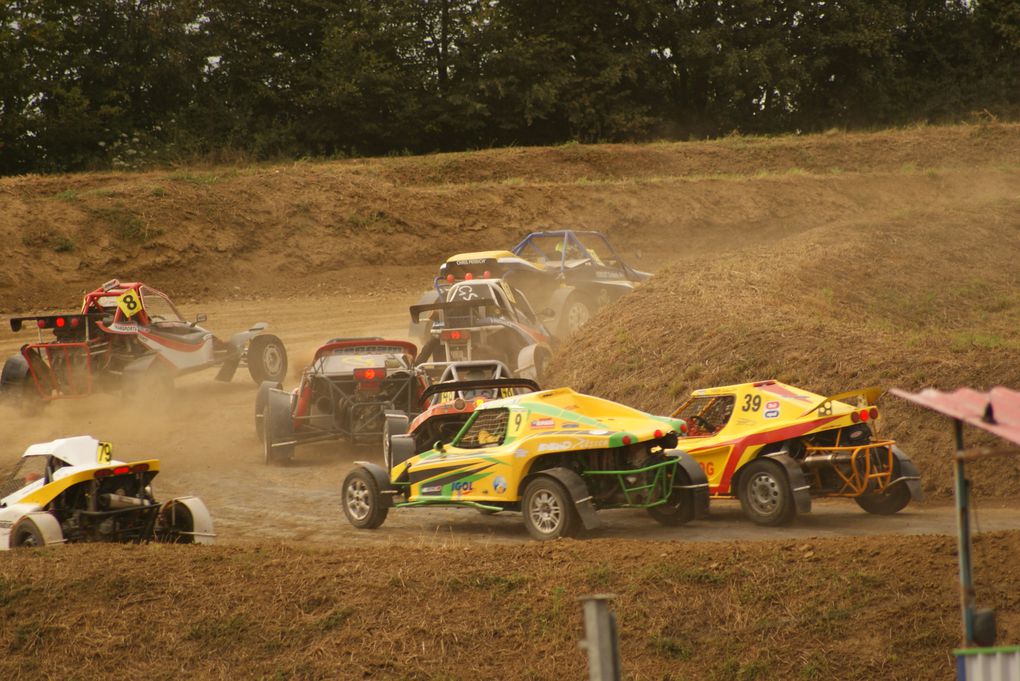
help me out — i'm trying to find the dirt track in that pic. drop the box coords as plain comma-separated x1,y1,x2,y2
4,290,1018,546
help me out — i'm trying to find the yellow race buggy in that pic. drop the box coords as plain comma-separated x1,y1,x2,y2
341,388,708,540
671,380,923,525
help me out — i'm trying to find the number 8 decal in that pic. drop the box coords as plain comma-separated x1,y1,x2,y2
117,290,144,318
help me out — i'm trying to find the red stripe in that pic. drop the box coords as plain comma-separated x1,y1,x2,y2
688,415,842,494
137,330,206,353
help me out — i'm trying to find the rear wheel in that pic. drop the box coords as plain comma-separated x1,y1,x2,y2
647,470,697,526
341,468,388,529
738,459,796,526
254,381,281,442
856,482,912,515
556,294,593,337
522,477,579,541
263,392,295,465
248,335,287,384
382,412,409,469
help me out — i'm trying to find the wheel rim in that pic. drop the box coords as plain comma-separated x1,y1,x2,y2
261,343,284,377
17,531,38,548
748,472,781,516
529,489,562,534
345,479,372,521
566,303,590,333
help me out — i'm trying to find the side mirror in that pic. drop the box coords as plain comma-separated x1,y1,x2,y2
194,313,208,325
434,440,446,454
540,308,556,320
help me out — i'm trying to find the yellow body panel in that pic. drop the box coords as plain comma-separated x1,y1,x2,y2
396,388,683,504
18,459,160,506
672,381,880,496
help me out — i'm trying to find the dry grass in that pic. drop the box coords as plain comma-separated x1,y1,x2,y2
2,532,1018,680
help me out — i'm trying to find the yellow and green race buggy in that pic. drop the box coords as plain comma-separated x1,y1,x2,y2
341,388,708,540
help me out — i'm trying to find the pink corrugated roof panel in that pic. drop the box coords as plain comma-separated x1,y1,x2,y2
890,387,1020,446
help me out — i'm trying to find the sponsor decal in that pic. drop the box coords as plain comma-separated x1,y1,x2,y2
110,321,138,332
492,476,508,494
422,485,442,494
455,258,488,265
451,481,474,492
538,441,574,452
0,520,12,529
531,418,555,429
764,409,780,419
765,401,780,410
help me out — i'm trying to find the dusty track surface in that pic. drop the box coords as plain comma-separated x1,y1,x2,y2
4,292,1019,546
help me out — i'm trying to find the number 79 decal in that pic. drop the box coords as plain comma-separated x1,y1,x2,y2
96,441,113,463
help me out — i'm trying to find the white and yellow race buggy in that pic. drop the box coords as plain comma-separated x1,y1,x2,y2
0,436,214,549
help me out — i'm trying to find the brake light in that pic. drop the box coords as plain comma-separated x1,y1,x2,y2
354,368,381,382
37,319,47,328
483,270,491,278
869,407,879,420
113,465,131,475
441,330,467,342
851,412,861,423
131,463,149,473
55,317,66,328
94,469,112,479
622,435,632,445
70,317,80,328
446,274,455,283
680,423,688,434
859,409,870,422
654,429,663,438
465,273,474,280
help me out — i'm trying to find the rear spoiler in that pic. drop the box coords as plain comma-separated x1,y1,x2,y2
421,378,540,404
10,313,104,332
800,386,884,417
409,301,490,324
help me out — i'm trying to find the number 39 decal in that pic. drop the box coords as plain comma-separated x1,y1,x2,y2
741,394,762,412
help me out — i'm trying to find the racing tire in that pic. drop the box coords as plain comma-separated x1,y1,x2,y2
382,412,409,470
341,468,389,530
10,517,47,548
2,356,43,416
263,390,295,465
254,380,281,442
556,294,593,338
247,334,288,384
855,482,912,515
522,477,579,541
646,468,697,527
156,501,196,544
738,458,796,526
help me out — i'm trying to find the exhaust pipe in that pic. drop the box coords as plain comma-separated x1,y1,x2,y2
100,493,154,510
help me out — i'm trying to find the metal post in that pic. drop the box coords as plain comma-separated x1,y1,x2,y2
579,594,621,681
954,418,976,647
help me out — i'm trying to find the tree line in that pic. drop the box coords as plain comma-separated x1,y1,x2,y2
1,0,1018,174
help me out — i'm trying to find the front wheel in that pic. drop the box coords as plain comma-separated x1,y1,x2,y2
522,477,579,541
10,517,46,548
382,412,409,469
341,468,389,529
855,482,912,515
247,334,288,384
738,459,796,526
254,380,281,442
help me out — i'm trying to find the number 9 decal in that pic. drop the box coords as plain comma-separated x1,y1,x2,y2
96,441,113,463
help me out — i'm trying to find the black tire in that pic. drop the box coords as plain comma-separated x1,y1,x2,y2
341,468,389,529
647,469,697,527
738,458,796,526
382,412,409,469
522,477,579,541
263,391,295,465
156,502,195,544
855,482,912,515
556,294,593,338
247,334,288,384
254,380,281,442
10,517,46,548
